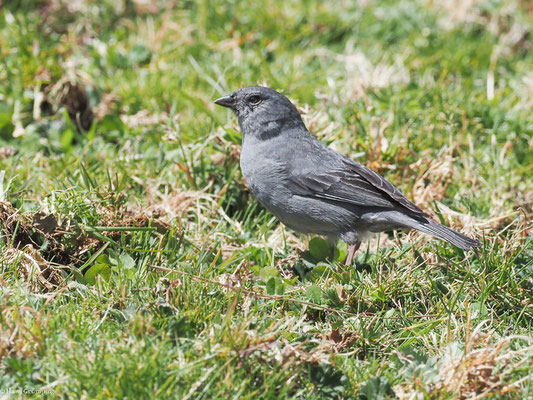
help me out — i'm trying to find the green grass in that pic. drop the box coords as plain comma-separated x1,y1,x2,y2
1,0,532,398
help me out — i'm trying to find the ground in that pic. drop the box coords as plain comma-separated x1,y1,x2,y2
0,0,532,398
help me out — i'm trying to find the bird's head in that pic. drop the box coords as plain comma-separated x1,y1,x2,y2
214,86,304,139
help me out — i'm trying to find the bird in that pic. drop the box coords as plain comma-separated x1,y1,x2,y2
214,86,481,265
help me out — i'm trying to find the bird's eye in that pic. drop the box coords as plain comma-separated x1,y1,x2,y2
248,95,261,105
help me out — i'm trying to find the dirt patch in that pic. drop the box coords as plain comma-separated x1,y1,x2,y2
324,328,359,353
50,78,94,130
0,200,169,291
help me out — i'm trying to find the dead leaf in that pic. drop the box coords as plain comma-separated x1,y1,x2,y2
32,212,58,234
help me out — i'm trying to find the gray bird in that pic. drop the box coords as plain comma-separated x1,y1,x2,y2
215,86,481,265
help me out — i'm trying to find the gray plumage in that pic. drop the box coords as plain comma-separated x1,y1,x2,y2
215,86,480,263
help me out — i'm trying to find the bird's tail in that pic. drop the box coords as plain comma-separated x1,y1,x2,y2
412,219,481,250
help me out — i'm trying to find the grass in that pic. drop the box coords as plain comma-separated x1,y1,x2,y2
0,0,532,398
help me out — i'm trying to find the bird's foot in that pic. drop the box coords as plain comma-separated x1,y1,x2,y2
343,241,361,266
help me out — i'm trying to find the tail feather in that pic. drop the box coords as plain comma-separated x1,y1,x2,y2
412,219,481,250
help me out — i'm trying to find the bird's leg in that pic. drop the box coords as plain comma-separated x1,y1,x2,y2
344,241,361,266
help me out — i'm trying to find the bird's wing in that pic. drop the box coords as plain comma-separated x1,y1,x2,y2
286,140,428,217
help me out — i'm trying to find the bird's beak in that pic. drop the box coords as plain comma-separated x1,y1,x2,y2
214,93,236,109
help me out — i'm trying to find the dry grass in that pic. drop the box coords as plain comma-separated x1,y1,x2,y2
394,332,533,399
0,301,45,363
2,246,63,292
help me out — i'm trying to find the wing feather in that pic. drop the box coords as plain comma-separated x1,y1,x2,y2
285,139,428,217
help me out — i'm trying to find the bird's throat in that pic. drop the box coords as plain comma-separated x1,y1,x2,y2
241,116,305,141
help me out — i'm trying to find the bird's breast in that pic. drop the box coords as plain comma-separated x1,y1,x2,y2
240,144,290,202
